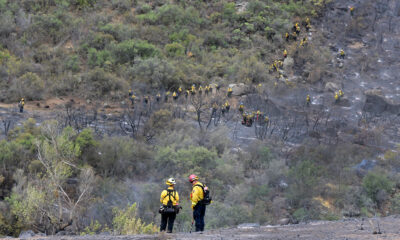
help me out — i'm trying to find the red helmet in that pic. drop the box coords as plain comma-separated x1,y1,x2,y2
188,174,198,183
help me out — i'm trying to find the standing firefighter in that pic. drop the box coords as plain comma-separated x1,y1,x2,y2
18,98,25,113
189,174,211,232
159,178,180,233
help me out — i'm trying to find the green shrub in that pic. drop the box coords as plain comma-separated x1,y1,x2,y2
83,67,127,98
112,203,157,234
129,57,179,87
65,55,81,72
246,1,266,15
136,3,152,14
111,40,158,64
164,42,185,57
88,48,113,68
31,13,65,44
287,160,320,207
13,72,45,100
390,193,400,214
156,4,184,25
363,172,394,205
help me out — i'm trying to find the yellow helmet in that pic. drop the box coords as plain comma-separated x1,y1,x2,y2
166,178,176,186
21,98,24,101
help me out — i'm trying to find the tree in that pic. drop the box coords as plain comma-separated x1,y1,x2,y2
8,121,95,234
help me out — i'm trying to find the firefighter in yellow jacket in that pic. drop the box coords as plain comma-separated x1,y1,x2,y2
160,178,180,233
189,174,207,232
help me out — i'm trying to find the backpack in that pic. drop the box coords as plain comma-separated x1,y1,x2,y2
195,183,212,205
163,189,177,213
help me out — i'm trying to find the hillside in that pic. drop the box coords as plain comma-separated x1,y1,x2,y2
1,0,400,238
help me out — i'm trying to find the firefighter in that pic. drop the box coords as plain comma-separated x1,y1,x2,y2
306,94,311,106
160,178,180,233
239,103,244,114
283,49,288,59
350,6,355,16
198,86,203,95
191,85,196,95
156,93,161,102
130,94,136,105
335,92,339,102
144,95,149,104
339,90,344,97
264,116,269,124
285,32,290,42
173,91,178,100
242,113,247,125
227,87,233,97
18,98,25,113
225,101,230,112
339,49,345,59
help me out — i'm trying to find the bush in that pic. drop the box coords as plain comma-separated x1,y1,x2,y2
129,57,180,88
287,160,320,207
164,42,185,57
363,172,394,206
13,72,45,100
112,203,157,234
83,68,128,98
65,55,81,73
111,40,158,64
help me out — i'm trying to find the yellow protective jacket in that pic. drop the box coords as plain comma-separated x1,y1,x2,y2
190,181,204,209
160,187,179,206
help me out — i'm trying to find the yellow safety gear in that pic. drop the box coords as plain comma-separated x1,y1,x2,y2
191,85,196,91
306,17,310,24
256,110,261,115
285,32,289,38
199,86,203,91
339,90,344,96
306,95,310,102
160,186,180,206
340,50,345,56
178,87,182,92
131,95,136,99
190,181,204,209
173,92,177,97
335,93,339,100
166,91,170,96
265,116,269,122
227,87,232,92
350,7,354,12
295,23,299,28
157,93,161,97
283,49,287,56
